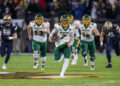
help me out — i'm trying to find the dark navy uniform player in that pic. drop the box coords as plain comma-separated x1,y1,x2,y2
100,21,120,68
0,15,17,69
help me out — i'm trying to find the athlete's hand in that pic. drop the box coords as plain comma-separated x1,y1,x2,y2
100,42,104,49
67,43,71,47
29,35,32,40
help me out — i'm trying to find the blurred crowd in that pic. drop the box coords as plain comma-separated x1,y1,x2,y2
0,0,120,20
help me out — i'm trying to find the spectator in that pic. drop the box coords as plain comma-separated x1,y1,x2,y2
13,23,22,53
72,0,85,19
97,2,106,19
115,0,120,20
84,0,93,14
15,0,26,19
26,0,41,13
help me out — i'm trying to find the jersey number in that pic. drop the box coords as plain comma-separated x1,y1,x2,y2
82,32,90,38
3,29,11,35
34,30,44,36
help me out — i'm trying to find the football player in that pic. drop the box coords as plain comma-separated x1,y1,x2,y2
49,15,75,78
67,14,80,65
27,14,50,70
78,14,100,70
100,21,120,68
0,15,17,69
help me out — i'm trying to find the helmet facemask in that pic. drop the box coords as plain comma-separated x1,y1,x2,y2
104,21,113,30
3,15,11,25
61,19,69,28
35,17,44,25
82,18,91,26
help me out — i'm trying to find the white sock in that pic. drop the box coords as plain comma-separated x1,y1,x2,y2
3,63,6,65
91,61,94,66
41,57,46,63
85,56,87,60
35,61,38,64
74,54,78,60
61,58,69,75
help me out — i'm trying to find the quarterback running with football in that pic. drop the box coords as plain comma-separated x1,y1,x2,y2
27,14,50,70
49,15,75,78
78,14,100,70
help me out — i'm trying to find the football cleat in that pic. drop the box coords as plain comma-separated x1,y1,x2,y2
41,65,45,70
90,65,95,70
33,63,38,69
60,73,64,78
71,59,77,65
2,64,7,69
106,64,112,68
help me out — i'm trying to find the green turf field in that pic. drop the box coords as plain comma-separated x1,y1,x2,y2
0,54,120,86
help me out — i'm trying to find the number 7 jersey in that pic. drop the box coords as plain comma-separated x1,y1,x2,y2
30,21,50,42
78,21,97,42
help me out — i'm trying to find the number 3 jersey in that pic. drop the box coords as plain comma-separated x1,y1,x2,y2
78,22,97,42
30,21,50,42
0,23,17,42
50,23,75,47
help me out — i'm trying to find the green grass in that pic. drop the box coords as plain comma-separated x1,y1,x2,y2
0,54,120,86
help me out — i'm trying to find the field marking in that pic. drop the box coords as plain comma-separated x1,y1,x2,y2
0,72,104,80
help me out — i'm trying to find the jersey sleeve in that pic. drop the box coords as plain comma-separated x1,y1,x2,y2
13,25,17,33
29,21,34,27
43,22,50,28
77,21,83,30
49,24,58,40
92,23,97,30
116,25,120,30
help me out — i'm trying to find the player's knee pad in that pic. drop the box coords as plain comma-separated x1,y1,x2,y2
41,56,46,62
90,57,95,61
82,51,87,57
33,51,39,58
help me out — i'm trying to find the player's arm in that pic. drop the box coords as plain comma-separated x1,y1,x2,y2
44,26,50,34
27,24,32,40
67,33,74,47
93,28,100,36
8,26,17,40
116,25,120,34
100,31,105,45
49,29,57,42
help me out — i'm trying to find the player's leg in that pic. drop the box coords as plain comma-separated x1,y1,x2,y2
32,40,40,69
3,42,13,69
114,41,120,56
1,42,7,57
106,41,113,68
88,41,96,70
71,39,79,65
80,40,88,66
40,42,47,70
60,45,71,78
54,45,63,62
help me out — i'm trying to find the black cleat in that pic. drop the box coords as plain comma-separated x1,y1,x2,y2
106,64,112,68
